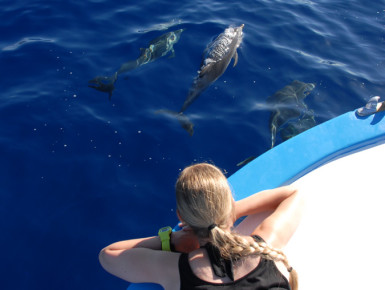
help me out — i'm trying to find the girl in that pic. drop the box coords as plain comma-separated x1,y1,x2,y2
99,163,304,289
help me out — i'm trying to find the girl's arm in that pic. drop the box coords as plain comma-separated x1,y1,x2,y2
100,235,162,255
99,236,180,287
100,228,199,257
99,228,199,285
234,185,298,220
234,185,304,249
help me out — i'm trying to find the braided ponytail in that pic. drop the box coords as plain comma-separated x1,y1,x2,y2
209,225,298,290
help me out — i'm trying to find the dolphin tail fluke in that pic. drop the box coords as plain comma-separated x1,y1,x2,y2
155,109,194,136
88,72,118,100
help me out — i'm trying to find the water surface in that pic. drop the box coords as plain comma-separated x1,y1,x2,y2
0,0,384,289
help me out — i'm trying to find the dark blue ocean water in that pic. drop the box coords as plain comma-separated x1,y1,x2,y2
0,0,384,289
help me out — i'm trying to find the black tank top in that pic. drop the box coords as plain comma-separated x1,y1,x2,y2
178,235,290,290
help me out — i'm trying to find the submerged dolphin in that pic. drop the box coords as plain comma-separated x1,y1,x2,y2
267,80,316,148
88,28,185,99
159,24,244,135
180,24,244,113
117,28,185,74
237,80,316,167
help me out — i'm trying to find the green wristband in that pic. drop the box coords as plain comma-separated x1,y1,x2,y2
158,226,172,251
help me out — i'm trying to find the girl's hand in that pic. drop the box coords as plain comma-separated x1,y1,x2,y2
171,225,200,253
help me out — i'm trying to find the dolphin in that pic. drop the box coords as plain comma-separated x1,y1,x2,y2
267,80,316,148
158,24,244,135
180,24,244,113
117,28,185,74
88,28,185,99
237,80,316,167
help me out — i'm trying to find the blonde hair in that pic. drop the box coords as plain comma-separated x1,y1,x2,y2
175,163,298,290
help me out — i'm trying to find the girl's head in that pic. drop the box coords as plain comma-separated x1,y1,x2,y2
175,163,234,238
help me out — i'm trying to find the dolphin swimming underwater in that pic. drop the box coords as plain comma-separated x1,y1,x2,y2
159,24,244,135
180,24,244,113
267,80,316,148
237,80,316,167
88,28,185,99
117,28,185,74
